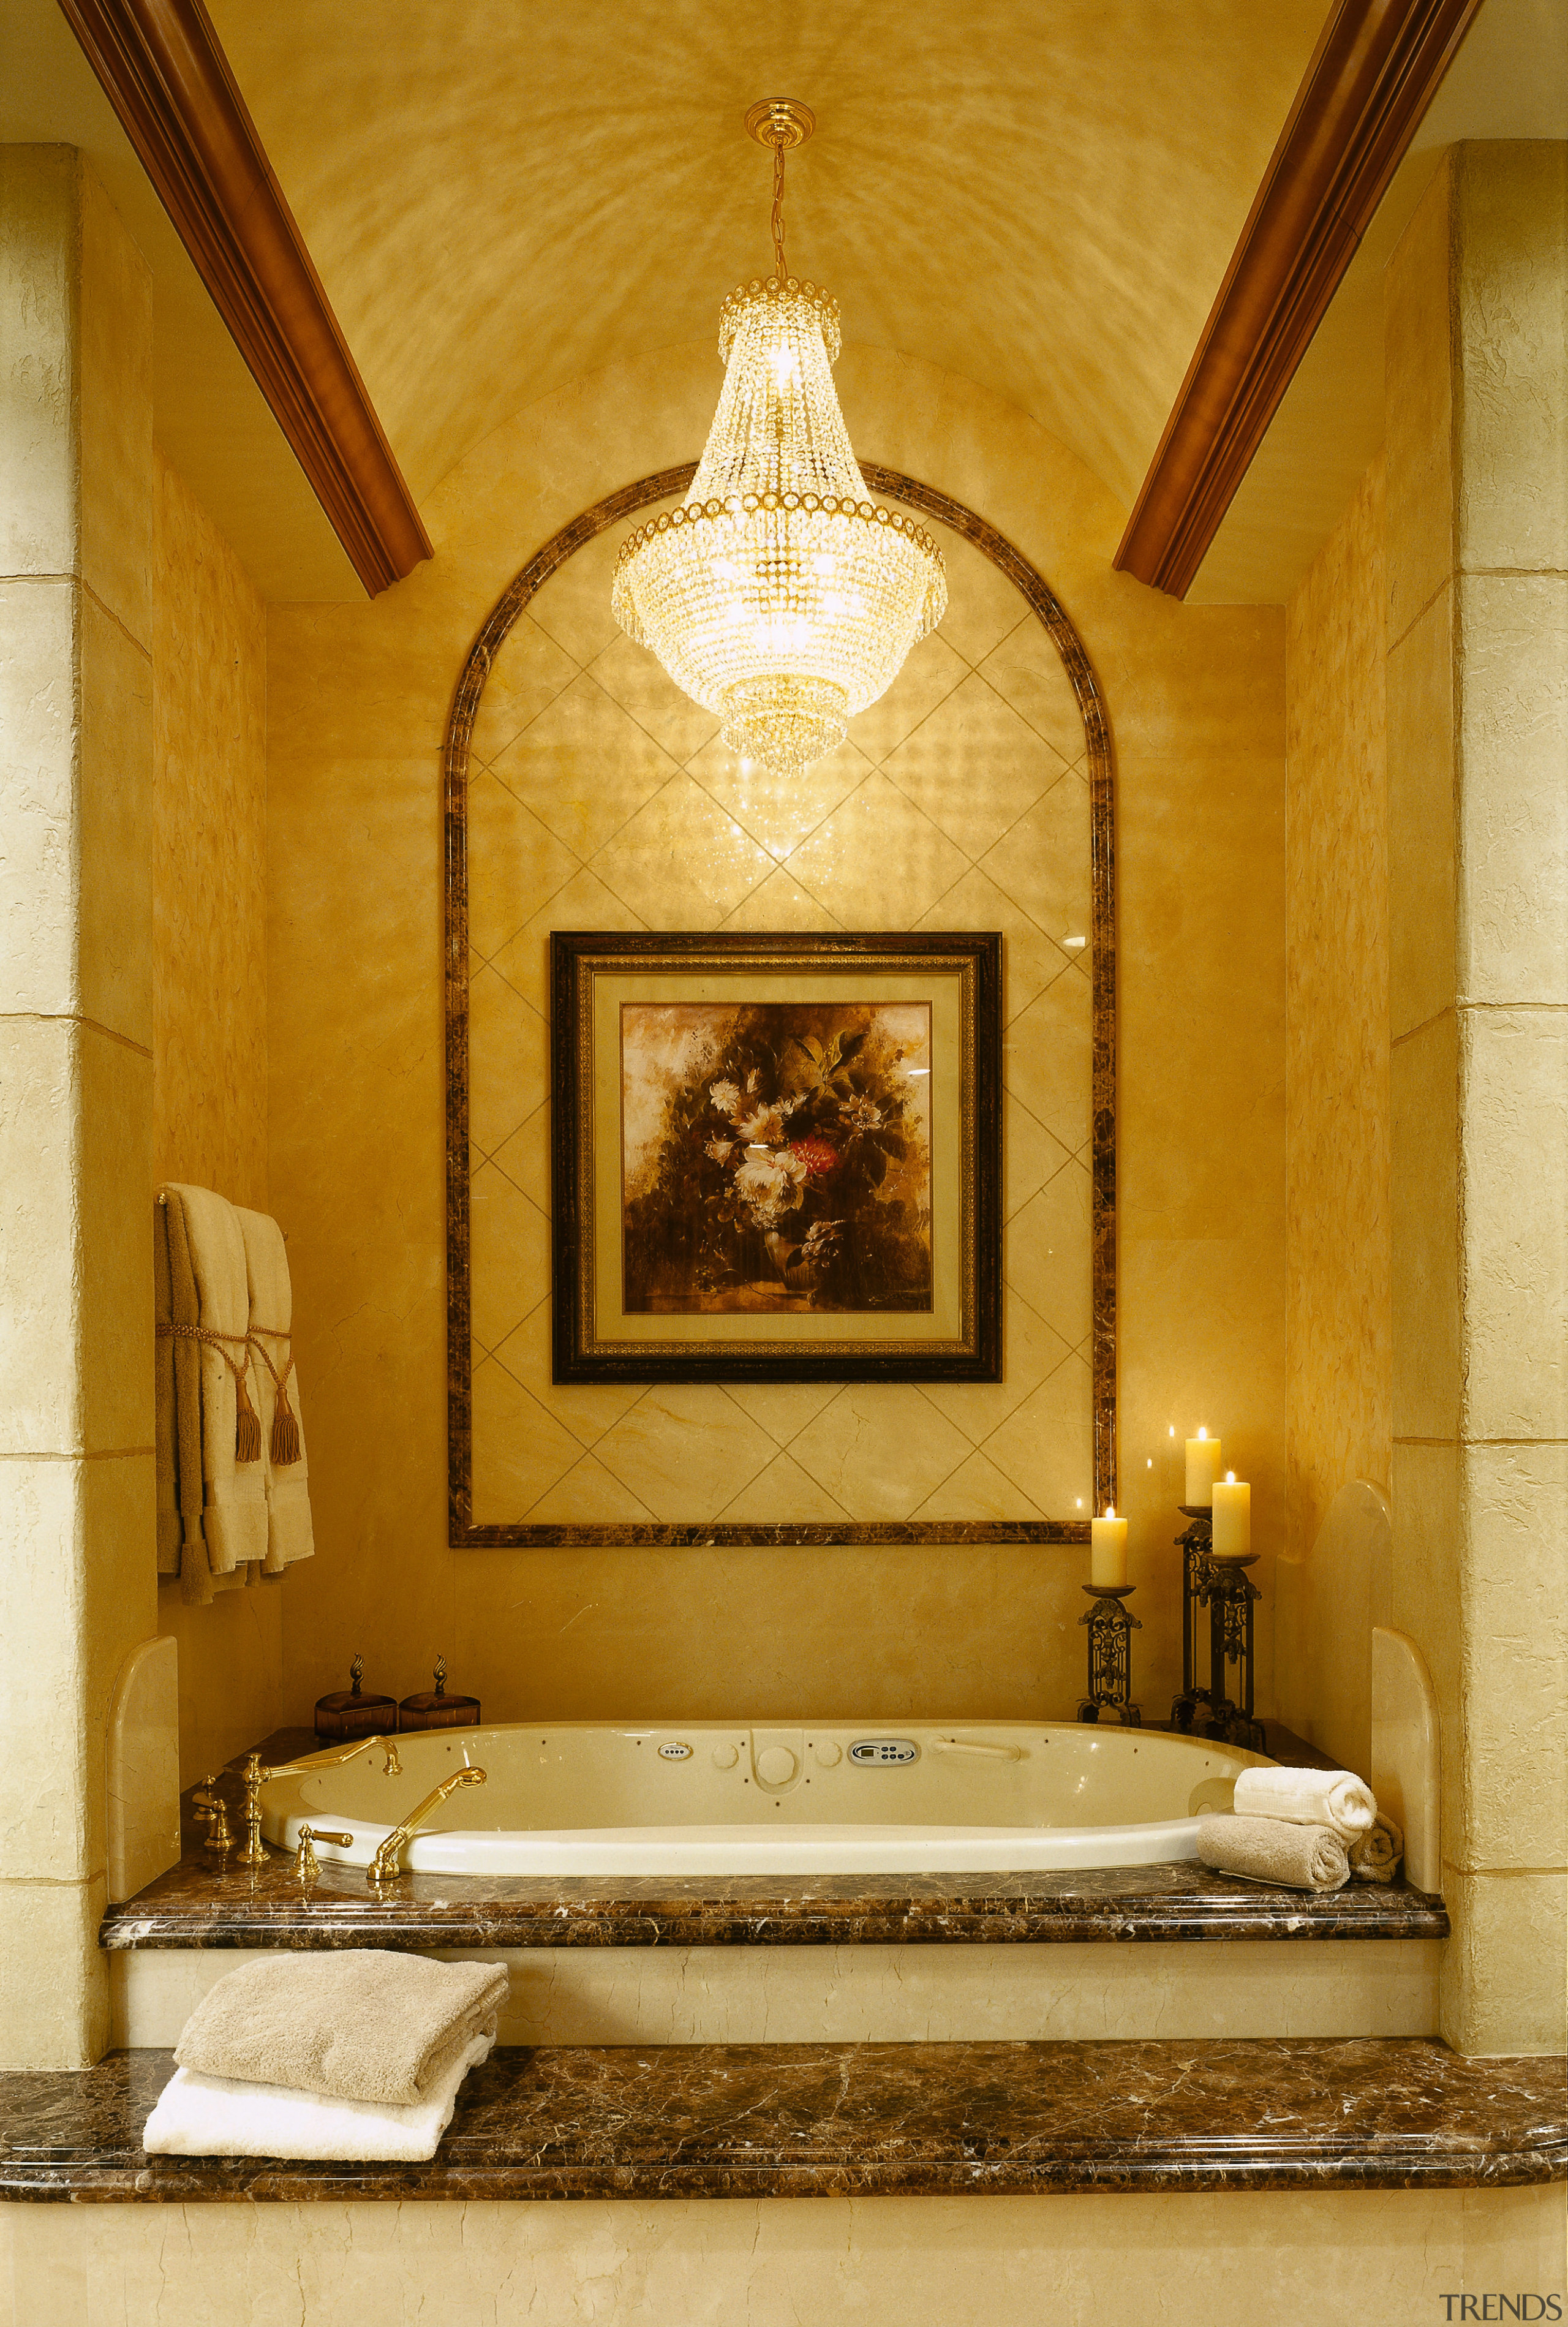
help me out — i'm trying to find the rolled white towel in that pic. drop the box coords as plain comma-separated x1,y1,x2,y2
1232,1765,1376,1841
143,2029,492,2160
1349,1812,1404,1884
1197,1814,1350,1892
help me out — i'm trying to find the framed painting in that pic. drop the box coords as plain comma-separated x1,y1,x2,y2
551,930,1002,1384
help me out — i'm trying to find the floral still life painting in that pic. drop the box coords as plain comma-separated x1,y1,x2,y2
620,1003,933,1315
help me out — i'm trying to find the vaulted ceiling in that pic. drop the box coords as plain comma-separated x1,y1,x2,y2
207,0,1326,510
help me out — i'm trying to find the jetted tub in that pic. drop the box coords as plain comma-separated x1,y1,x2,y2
259,1721,1275,1876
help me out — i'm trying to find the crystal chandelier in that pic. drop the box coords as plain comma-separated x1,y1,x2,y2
611,99,947,776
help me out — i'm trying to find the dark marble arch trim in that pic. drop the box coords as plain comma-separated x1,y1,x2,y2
4,2040,1561,2203
443,465,1117,1545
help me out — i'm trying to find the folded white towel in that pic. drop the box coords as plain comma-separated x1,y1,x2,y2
143,2031,492,2160
1197,1814,1350,1891
1232,1765,1376,1841
1349,1812,1404,1884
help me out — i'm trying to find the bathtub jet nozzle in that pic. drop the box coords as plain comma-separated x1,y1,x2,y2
368,1765,487,1884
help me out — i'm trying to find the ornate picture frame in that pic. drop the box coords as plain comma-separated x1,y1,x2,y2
551,929,1002,1385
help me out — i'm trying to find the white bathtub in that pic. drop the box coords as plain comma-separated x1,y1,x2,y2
258,1721,1273,1876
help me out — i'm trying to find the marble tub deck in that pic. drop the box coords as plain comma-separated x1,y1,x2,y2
2,2040,1562,2203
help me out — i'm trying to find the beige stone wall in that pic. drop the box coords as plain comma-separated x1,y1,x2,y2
1276,459,1391,1760
0,151,157,2065
2,2183,1563,2325
1384,145,1568,2054
268,345,1286,1729
147,448,282,1787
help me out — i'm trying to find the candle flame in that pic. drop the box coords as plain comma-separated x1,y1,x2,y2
1104,1506,1116,1520
1225,1469,1235,1482
1197,1426,1207,1439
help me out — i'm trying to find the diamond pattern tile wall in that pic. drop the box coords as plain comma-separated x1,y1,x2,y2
467,500,1096,1527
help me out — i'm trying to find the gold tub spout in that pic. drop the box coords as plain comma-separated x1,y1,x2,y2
368,1765,486,1884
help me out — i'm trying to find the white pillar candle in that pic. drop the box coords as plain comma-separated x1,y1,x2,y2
1184,1428,1223,1507
1211,1473,1251,1558
1090,1506,1128,1588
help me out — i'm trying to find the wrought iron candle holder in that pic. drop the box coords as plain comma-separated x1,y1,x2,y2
1170,1506,1265,1752
1077,1584,1141,1725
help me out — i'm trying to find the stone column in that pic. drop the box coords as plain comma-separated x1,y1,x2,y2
0,149,157,2065
1384,143,1567,2054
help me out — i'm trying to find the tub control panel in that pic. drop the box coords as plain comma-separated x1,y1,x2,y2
850,1738,919,1765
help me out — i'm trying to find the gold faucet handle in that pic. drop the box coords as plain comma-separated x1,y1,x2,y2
192,1778,234,1852
293,1825,354,1882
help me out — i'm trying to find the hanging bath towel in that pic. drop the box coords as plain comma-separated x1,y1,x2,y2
236,1205,315,1574
155,1185,268,1601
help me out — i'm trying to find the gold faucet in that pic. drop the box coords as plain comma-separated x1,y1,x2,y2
368,1765,486,1884
294,1824,354,1884
192,1776,233,1854
371,1734,402,1777
237,1752,310,1867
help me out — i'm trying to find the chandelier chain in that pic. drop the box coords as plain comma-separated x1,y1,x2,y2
771,146,788,282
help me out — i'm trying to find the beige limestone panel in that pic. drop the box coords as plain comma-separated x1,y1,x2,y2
1384,156,1456,650
159,1577,284,1790
843,627,968,761
489,866,646,1014
591,1387,777,1523
976,767,1093,947
717,1450,851,1523
488,1301,644,1449
0,1874,107,2069
1003,965,1091,1150
1440,1865,1568,2056
467,968,548,1153
9,2185,1563,2327
1457,1440,1568,1876
78,164,153,646
466,771,578,961
786,1385,974,1523
112,1935,1440,2051
526,1454,657,1523
1457,573,1568,1009
589,772,774,925
1004,1093,1072,1222
687,734,870,861
150,451,268,1210
1281,458,1392,1648
783,769,970,926
721,1381,843,1446
913,1450,1046,1523
982,1352,1095,1519
468,613,578,766
520,524,625,668
1453,143,1568,580
470,1360,584,1522
105,1634,180,1904
1387,1440,1463,1869
587,629,721,764
1385,579,1455,1041
0,1018,153,1455
1459,1006,1568,1443
918,866,1075,1024
1006,1165,1093,1351
467,1163,548,1351
974,615,1091,766
1390,1012,1461,1444
0,1450,154,1884
922,1291,1074,1446
0,151,79,578
492,671,680,860
922,530,1028,669
720,867,842,929
78,590,153,1048
0,576,78,1018
881,669,1068,855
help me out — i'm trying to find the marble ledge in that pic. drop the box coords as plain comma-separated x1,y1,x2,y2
100,1847,1450,1953
2,2040,1562,2203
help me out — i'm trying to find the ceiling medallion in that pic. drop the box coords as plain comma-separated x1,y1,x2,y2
611,100,948,777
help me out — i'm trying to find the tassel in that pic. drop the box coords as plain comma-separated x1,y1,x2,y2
271,1394,301,1467
234,1372,262,1464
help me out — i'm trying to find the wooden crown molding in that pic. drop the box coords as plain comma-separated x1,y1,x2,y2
58,0,431,595
1114,0,1483,598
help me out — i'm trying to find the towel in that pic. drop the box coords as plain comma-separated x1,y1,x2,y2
1197,1812,1351,1891
1349,1812,1404,1884
1232,1764,1376,1841
156,1186,269,1602
235,1206,315,1575
143,2030,493,2160
174,1952,511,2106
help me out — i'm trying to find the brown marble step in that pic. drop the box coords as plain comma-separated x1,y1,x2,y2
1,2040,1561,2202
104,1726,1447,1953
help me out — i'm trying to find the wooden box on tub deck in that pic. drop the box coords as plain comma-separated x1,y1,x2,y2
314,1656,398,1743
398,1658,480,1732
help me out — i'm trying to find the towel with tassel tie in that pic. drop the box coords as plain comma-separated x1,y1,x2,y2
155,1185,268,1598
236,1205,315,1574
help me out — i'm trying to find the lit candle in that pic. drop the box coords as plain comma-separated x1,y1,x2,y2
1090,1505,1128,1589
1184,1428,1223,1507
1211,1472,1251,1558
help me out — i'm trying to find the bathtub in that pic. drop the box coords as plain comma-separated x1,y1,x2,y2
258,1721,1274,1876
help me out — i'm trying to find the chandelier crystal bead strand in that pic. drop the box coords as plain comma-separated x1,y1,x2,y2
611,99,947,776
